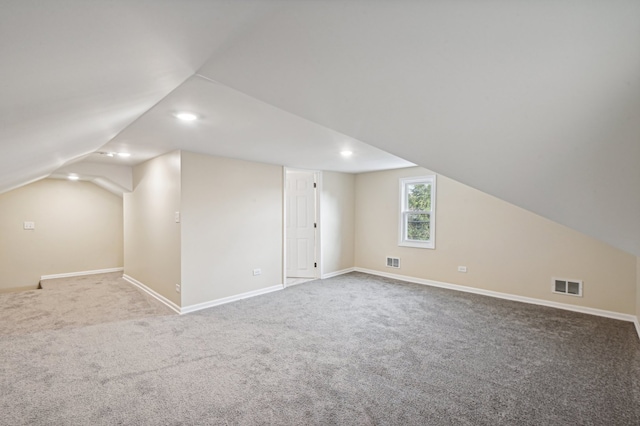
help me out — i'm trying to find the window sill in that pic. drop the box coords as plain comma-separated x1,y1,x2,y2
399,241,435,249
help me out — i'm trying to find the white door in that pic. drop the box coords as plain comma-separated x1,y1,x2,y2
286,171,317,278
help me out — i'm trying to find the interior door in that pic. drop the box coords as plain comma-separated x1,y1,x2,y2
286,171,316,278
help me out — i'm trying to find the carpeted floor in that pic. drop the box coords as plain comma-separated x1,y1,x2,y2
0,272,174,336
1,272,639,425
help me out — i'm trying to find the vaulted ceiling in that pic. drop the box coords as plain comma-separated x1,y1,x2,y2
1,1,639,256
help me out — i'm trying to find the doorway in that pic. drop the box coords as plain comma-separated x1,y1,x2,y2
285,169,319,286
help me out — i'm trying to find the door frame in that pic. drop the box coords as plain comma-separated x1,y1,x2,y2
283,167,321,287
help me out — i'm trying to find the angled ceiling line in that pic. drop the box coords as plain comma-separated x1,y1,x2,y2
193,73,416,170
88,73,201,158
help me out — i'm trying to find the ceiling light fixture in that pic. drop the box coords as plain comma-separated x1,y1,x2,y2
68,174,79,181
174,112,198,121
341,150,353,157
96,151,130,158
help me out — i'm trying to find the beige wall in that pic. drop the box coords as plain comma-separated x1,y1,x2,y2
124,151,181,306
355,167,637,315
637,257,640,320
180,151,283,307
0,179,123,292
321,171,355,276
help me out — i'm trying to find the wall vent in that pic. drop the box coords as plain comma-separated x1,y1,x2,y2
552,278,583,297
386,257,400,268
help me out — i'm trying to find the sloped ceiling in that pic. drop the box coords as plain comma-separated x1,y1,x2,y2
1,1,639,256
96,75,413,174
0,0,276,191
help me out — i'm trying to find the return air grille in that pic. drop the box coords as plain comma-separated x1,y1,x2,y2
386,257,400,268
552,278,583,297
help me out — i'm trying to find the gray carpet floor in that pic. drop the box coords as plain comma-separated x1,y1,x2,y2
1,272,639,425
0,272,174,336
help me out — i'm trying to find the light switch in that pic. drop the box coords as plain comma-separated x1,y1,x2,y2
23,221,35,230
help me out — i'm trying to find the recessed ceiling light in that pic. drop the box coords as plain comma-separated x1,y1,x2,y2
341,150,353,157
174,112,198,121
96,151,131,158
68,174,79,181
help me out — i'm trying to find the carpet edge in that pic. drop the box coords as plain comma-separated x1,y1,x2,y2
354,267,638,327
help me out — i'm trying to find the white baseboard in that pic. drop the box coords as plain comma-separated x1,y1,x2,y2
634,319,640,341
354,267,638,324
321,267,356,280
41,267,124,281
181,284,284,315
122,274,284,315
122,274,181,314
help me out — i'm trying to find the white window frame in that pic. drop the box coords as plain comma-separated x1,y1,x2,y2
399,175,436,249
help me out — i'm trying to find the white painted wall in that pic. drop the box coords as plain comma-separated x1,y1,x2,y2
320,171,355,277
180,151,283,307
355,167,637,315
124,151,181,306
0,179,123,291
637,257,640,321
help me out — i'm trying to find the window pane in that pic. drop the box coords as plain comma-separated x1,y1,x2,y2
399,175,436,249
407,213,430,241
407,183,431,211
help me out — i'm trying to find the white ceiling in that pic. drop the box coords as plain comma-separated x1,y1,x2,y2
1,1,639,256
0,0,279,191
93,75,413,173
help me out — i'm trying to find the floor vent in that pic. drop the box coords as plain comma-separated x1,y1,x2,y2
386,257,400,268
552,278,583,297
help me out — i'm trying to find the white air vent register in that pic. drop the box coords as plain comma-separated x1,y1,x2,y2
552,278,583,297
386,257,400,268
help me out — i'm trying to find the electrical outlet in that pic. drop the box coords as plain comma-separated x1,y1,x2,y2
174,211,180,223
175,283,181,293
253,268,262,276
23,221,35,230
457,266,467,273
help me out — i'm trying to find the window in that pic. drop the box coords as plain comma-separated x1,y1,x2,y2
399,176,436,249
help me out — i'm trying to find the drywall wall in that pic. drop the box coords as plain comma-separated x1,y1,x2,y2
124,151,181,306
321,171,355,276
180,151,283,307
637,257,640,321
355,167,637,315
0,179,123,292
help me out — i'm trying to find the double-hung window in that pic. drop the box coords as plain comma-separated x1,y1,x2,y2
399,176,436,249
